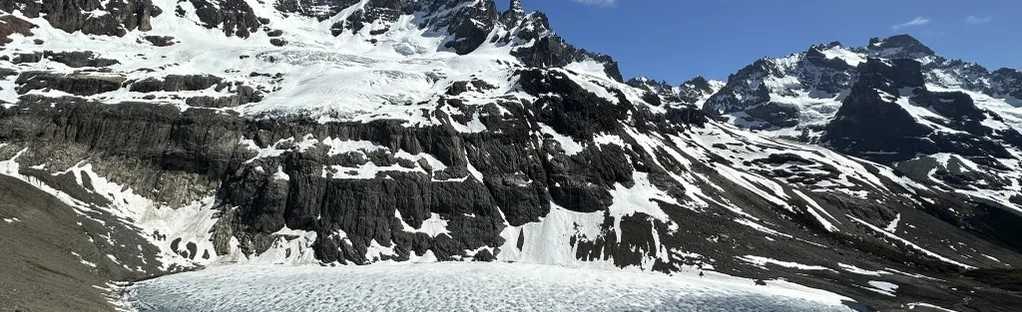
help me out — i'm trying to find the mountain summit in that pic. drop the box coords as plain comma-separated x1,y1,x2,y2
867,34,937,59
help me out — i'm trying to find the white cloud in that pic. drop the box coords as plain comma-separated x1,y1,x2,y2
965,16,992,24
572,0,617,7
891,16,931,30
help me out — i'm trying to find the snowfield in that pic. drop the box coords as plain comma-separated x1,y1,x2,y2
122,262,857,312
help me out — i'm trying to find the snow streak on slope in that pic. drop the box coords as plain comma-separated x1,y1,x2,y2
847,215,975,270
123,262,857,312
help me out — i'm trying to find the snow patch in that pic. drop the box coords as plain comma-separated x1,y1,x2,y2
739,255,837,273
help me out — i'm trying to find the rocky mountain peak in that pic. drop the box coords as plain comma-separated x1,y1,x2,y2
994,67,1022,76
678,76,723,105
867,34,936,59
625,75,723,108
502,0,526,24
808,41,845,51
626,76,667,87
682,76,712,90
991,68,1022,101
626,76,681,106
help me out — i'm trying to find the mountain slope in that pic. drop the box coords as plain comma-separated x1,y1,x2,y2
0,172,160,312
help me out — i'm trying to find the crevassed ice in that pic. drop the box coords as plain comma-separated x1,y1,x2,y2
124,262,858,312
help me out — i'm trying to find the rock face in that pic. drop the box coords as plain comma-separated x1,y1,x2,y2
15,71,127,96
2,2,1022,312
9,50,119,67
507,18,624,81
186,0,264,38
822,58,992,161
0,15,36,45
2,0,159,36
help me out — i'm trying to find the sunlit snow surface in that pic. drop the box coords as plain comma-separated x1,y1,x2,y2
124,263,856,312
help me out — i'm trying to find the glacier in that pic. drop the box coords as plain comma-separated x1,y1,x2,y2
122,262,858,312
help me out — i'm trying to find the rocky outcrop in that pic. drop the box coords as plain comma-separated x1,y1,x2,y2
275,0,361,21
0,0,265,38
126,74,263,106
420,0,499,55
507,12,623,82
15,71,126,96
0,15,35,45
142,35,176,46
1,0,160,36
517,69,630,139
9,50,119,68
331,0,404,36
47,51,119,67
129,75,224,92
186,0,264,38
501,0,526,25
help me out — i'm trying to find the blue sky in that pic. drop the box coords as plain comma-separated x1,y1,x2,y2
497,0,1021,84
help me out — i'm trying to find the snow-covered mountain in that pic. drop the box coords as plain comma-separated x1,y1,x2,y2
1,1,1021,312
704,35,1021,137
696,35,1022,258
